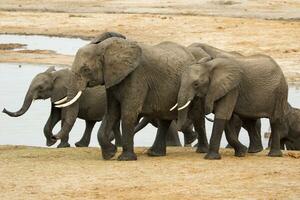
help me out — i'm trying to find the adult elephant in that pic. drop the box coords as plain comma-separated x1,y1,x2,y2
187,43,263,153
176,54,289,159
54,37,209,161
3,67,122,148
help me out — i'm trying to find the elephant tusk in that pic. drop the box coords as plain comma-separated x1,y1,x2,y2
178,100,191,111
54,96,68,104
55,91,82,108
170,103,178,111
205,116,214,122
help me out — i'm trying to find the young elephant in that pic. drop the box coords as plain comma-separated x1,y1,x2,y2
3,67,122,148
267,104,300,150
176,55,288,159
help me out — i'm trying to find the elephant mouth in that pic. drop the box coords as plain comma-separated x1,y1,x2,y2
87,80,99,87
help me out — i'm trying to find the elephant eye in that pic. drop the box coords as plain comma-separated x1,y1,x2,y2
193,81,200,88
82,66,91,74
38,85,44,90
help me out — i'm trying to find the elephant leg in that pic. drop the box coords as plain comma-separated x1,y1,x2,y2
242,118,263,153
57,118,71,148
98,93,120,160
147,120,171,157
268,120,283,157
55,104,79,148
205,89,238,159
183,125,197,146
224,118,247,157
75,120,96,147
194,116,209,153
225,114,242,148
117,112,140,161
204,119,226,159
165,121,182,146
112,121,122,147
44,105,61,147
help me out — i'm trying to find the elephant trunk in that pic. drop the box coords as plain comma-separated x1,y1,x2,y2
176,86,195,131
2,90,33,117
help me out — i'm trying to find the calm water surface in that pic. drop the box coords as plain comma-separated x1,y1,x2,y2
1,63,300,148
0,34,89,55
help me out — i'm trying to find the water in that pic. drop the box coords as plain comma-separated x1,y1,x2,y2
1,63,300,148
0,34,89,55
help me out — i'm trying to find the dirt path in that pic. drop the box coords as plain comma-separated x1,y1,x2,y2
0,146,299,200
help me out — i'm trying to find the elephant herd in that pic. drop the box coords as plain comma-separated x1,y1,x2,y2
3,31,300,161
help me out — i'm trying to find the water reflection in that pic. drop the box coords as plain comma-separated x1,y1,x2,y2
1,63,300,148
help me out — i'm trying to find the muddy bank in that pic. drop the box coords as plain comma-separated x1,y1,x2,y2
0,146,299,200
0,3,300,82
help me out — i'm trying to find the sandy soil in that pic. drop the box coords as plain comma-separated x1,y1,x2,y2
0,146,299,200
0,0,300,82
1,1,300,199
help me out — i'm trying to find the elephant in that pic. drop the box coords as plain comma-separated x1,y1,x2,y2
188,43,263,152
54,37,211,161
176,54,289,159
2,31,127,148
134,117,197,146
2,67,122,148
267,104,300,150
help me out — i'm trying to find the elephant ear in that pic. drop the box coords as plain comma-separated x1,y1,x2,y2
90,32,126,44
205,58,242,113
103,39,142,88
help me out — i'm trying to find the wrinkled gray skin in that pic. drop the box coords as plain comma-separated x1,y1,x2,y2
177,54,288,159
134,118,197,146
188,43,263,152
268,104,300,150
56,37,210,161
3,68,122,148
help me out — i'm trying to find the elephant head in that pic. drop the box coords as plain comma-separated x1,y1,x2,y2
3,66,68,117
55,37,142,109
175,57,242,130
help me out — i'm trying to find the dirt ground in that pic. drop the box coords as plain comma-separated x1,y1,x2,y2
0,146,299,200
1,1,300,199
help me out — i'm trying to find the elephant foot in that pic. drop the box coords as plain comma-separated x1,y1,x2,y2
248,145,263,153
46,138,57,147
204,152,221,160
147,147,166,157
196,145,209,153
268,149,283,157
101,144,117,160
75,140,89,147
234,145,247,157
225,144,233,149
57,142,71,148
117,151,137,161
